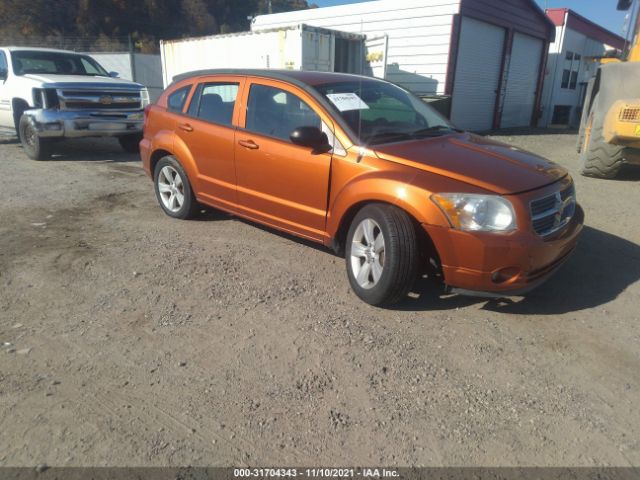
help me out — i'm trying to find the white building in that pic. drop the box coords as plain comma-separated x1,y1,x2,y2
539,8,625,127
252,0,556,131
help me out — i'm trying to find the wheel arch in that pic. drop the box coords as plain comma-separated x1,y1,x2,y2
148,131,201,191
330,198,442,273
150,148,173,177
327,174,449,247
12,97,30,133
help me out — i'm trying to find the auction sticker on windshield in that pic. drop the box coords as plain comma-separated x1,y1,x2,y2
326,93,369,112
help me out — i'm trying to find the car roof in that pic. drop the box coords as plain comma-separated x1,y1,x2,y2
172,69,379,87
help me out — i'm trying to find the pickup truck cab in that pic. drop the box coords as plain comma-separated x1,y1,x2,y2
0,47,150,159
141,70,583,306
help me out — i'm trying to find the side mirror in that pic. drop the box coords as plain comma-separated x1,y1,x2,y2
108,71,120,78
0,69,7,81
290,126,332,153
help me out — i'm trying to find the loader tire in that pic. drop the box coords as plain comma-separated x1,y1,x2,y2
579,95,625,179
580,124,625,179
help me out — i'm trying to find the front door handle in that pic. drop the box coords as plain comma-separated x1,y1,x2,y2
238,140,260,150
178,122,193,132
238,139,259,150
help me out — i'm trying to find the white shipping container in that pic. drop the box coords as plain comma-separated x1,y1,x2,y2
160,25,367,87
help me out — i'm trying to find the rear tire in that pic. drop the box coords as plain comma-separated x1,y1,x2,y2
579,95,625,179
153,156,198,220
345,203,419,306
19,115,52,161
118,134,142,153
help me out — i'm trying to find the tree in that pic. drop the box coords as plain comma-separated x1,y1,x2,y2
0,0,314,51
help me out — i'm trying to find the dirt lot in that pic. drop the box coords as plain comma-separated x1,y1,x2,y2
0,131,639,467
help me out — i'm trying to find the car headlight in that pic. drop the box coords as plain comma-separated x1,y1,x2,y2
431,193,516,232
140,88,150,107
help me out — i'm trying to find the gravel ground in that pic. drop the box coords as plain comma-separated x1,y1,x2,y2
0,131,639,467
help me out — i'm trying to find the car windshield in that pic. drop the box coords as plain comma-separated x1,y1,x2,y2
11,50,109,77
314,79,455,146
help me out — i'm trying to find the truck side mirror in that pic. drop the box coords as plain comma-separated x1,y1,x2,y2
108,71,119,78
0,69,7,81
290,126,332,154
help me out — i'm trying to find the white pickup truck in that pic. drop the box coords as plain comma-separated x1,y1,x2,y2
0,47,150,159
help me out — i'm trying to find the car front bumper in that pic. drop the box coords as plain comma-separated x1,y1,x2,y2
422,204,584,297
25,108,144,138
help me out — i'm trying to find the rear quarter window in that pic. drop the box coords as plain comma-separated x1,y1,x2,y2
167,85,192,113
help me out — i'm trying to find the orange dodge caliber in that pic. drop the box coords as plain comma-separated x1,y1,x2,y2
140,70,584,306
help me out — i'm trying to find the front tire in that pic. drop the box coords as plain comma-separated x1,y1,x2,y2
118,134,142,153
345,203,419,306
579,95,625,179
153,156,198,219
19,115,52,161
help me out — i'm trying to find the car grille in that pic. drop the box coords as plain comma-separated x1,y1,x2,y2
57,89,142,111
530,181,576,237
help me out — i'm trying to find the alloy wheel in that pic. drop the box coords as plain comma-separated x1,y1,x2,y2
350,218,386,289
157,165,185,212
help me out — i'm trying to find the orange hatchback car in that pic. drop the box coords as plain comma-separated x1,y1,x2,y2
140,70,583,306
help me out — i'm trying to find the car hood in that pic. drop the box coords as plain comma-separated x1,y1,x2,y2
372,133,567,195
22,73,143,90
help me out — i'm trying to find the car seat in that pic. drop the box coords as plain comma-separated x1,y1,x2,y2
198,93,228,124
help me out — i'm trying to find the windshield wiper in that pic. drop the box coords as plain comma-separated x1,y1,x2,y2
411,125,455,137
365,131,413,145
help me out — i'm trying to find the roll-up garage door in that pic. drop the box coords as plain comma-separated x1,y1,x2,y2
450,16,505,131
500,32,544,128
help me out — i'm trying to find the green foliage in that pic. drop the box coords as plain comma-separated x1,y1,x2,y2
0,0,312,52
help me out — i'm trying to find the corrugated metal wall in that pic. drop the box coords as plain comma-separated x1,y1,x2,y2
252,0,461,95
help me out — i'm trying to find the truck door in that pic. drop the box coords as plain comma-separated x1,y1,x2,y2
302,27,334,72
234,79,334,241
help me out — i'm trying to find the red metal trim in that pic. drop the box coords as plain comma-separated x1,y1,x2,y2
546,7,625,49
565,12,626,50
493,28,514,129
546,8,568,26
445,14,462,96
531,39,549,127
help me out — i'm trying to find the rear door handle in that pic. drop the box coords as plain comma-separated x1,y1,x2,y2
178,122,193,132
238,139,259,150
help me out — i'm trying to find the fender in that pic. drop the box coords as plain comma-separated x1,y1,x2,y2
326,168,454,242
150,130,203,192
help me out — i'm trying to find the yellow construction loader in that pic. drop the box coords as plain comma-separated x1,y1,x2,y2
578,0,640,178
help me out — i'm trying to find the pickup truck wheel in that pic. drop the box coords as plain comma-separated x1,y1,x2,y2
19,115,52,161
118,134,142,153
345,203,419,306
153,156,198,220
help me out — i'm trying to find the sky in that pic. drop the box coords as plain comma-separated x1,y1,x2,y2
311,0,634,37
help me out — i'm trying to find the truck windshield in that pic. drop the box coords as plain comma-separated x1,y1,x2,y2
314,80,454,146
11,50,109,77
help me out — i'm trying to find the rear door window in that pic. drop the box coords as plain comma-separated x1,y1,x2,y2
188,82,239,126
245,84,321,142
167,85,192,113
